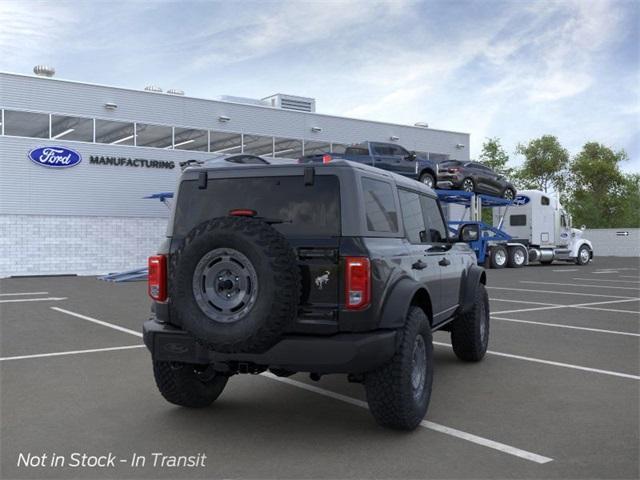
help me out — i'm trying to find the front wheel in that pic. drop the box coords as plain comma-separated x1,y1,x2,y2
503,188,516,201
450,283,489,361
419,172,435,189
576,245,591,265
153,361,228,408
364,306,433,430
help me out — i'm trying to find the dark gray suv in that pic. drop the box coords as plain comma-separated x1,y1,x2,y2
143,160,489,430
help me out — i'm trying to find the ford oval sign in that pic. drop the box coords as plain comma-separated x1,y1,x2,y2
513,195,530,206
28,146,82,168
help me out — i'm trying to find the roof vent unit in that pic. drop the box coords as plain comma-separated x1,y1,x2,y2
144,85,163,93
167,89,184,96
262,94,316,113
33,65,55,77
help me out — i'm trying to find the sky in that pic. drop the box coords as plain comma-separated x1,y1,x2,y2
1,0,638,172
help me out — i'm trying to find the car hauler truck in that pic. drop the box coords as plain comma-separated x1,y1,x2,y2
492,190,593,266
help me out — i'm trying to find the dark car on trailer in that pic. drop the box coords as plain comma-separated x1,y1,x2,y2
143,159,489,430
437,160,517,200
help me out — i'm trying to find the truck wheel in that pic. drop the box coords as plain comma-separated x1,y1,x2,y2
170,217,300,353
450,283,489,362
419,172,435,189
507,246,526,268
364,306,433,430
152,361,228,408
576,245,591,265
489,245,507,269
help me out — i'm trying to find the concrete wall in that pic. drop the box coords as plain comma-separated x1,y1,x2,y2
584,228,640,257
0,215,168,277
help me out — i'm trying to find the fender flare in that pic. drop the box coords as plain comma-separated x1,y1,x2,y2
379,277,433,329
570,238,593,258
459,265,486,314
418,167,437,181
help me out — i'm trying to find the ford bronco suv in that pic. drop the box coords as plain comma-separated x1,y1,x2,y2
143,160,489,430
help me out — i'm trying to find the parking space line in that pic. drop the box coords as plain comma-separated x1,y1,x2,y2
492,305,566,315
492,298,563,306
51,307,142,338
572,278,640,284
261,372,553,464
0,291,49,296
520,281,640,291
0,297,67,304
552,269,579,272
492,297,640,315
621,275,640,279
492,316,640,337
488,286,637,299
0,345,144,362
433,342,640,380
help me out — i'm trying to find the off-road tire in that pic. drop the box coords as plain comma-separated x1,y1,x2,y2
450,283,489,361
419,172,435,189
507,245,526,268
153,361,228,408
170,217,300,353
489,245,508,269
364,306,433,430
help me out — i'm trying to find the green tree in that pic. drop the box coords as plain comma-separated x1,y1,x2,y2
516,135,569,193
479,137,512,175
565,142,638,228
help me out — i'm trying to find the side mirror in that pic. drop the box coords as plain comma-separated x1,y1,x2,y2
459,224,480,242
581,224,586,231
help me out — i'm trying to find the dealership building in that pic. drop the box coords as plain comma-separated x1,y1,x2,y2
0,69,470,278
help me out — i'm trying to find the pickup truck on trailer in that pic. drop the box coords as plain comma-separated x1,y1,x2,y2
144,159,489,430
299,141,440,189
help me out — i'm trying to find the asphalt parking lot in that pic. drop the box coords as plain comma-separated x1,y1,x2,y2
1,256,638,479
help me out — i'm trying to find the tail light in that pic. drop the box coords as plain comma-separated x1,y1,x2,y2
448,167,460,173
148,255,167,302
322,154,332,164
229,209,257,217
344,257,370,310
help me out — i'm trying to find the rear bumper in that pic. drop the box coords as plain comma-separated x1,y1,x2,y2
143,318,397,374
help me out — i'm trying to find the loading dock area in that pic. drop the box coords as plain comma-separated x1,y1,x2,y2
1,257,638,479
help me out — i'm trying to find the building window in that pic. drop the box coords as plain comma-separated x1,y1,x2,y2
95,119,135,145
51,114,93,142
243,134,274,156
361,177,398,233
173,127,208,151
331,143,347,154
273,137,302,159
135,123,173,148
210,131,243,154
3,110,49,138
303,140,330,156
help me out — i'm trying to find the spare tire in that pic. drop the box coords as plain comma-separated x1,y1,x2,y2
169,217,300,353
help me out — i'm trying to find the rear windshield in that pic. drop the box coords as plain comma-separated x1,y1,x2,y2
439,160,463,167
173,175,341,237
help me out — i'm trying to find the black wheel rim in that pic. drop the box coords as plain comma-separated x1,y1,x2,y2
462,179,474,192
411,335,427,400
192,247,259,323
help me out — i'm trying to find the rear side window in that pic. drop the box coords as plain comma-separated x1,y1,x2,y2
361,177,398,233
173,175,340,237
541,196,550,205
420,196,448,243
510,214,527,226
398,189,426,243
345,147,369,156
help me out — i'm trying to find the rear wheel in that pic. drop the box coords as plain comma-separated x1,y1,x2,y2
450,284,489,361
489,245,508,269
419,172,435,189
462,178,475,192
503,188,516,201
507,245,526,268
153,361,228,408
364,306,433,430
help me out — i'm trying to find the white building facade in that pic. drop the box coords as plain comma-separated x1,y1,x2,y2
0,72,470,277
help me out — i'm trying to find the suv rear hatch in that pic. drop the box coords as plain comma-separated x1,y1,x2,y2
171,171,342,333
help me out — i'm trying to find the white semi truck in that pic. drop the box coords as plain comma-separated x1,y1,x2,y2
493,190,593,266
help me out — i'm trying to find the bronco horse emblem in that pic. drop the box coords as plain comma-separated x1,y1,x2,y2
314,271,330,290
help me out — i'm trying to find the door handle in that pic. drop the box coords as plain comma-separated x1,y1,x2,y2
438,257,451,267
412,260,427,270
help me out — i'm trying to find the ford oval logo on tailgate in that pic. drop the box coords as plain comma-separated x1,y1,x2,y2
28,146,82,168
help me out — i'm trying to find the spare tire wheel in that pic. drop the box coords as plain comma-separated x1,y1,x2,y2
170,217,300,353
